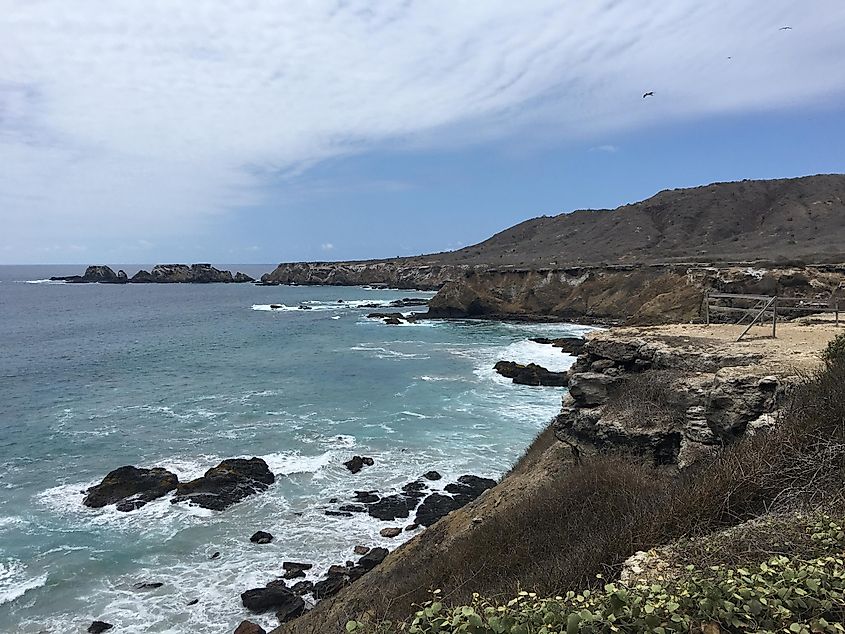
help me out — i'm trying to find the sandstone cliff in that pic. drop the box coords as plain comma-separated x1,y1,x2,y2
261,261,465,291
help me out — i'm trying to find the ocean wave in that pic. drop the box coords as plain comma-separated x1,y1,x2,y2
0,560,48,606
19,279,66,285
349,344,429,359
252,299,418,313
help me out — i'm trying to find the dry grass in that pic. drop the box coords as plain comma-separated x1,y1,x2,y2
602,370,685,430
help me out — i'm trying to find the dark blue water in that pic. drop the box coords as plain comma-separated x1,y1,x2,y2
0,265,589,633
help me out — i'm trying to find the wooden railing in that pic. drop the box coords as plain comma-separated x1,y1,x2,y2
705,292,840,341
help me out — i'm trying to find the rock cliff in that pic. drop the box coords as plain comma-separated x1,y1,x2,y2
260,261,465,291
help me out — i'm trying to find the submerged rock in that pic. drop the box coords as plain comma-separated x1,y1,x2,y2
83,466,178,511
171,458,274,511
493,361,569,387
87,621,114,634
423,470,442,481
133,582,164,590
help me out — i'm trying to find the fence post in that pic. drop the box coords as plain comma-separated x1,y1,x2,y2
704,290,710,326
772,296,778,338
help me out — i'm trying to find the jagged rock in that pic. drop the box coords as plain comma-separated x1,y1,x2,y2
282,562,312,575
493,361,569,387
233,272,255,283
338,504,367,513
130,263,248,284
312,574,347,599
367,495,417,521
380,527,402,538
83,466,178,510
567,372,618,406
234,621,266,634
343,456,374,474
241,585,303,615
415,476,496,526
276,595,306,623
291,580,314,595
353,545,370,555
171,458,274,511
401,480,427,498
588,339,642,364
530,337,586,354
87,621,114,633
353,491,379,503
250,531,273,544
51,265,127,284
423,470,441,481
357,547,389,570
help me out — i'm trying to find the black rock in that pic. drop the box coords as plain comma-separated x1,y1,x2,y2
367,495,416,521
186,598,199,606
171,457,274,511
275,595,305,623
415,475,496,526
325,510,353,517
343,456,374,474
353,491,379,503
530,336,586,354
250,531,273,544
338,504,367,513
133,582,164,590
423,470,442,481
52,265,127,284
493,361,569,387
312,574,347,600
444,475,497,500
358,547,388,570
210,551,221,560
83,466,178,510
234,620,267,634
241,585,301,614
401,480,427,498
88,621,114,634
282,562,312,574
291,580,314,595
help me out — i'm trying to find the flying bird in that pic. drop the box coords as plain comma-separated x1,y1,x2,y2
642,91,654,98
779,26,792,30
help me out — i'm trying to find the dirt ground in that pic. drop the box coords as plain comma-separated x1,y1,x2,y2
589,313,843,374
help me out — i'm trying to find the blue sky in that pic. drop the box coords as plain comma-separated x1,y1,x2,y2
1,1,844,265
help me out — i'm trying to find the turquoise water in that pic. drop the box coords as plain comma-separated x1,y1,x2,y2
0,265,590,633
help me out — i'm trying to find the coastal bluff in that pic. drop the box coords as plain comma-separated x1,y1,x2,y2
51,264,254,284
270,317,844,634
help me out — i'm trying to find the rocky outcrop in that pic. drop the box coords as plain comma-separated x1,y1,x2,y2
234,621,266,634
171,458,275,511
51,265,128,284
530,337,587,354
554,329,792,468
343,456,374,474
87,621,114,633
83,466,178,511
493,361,569,386
241,583,305,620
52,264,253,284
260,261,465,291
414,475,496,526
426,265,845,324
131,264,253,283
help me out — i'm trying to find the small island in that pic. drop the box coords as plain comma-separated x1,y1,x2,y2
51,264,254,284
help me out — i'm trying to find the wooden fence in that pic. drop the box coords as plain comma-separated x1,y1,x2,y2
705,292,841,341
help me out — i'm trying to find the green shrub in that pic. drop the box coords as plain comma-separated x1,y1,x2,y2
347,517,845,634
822,333,845,368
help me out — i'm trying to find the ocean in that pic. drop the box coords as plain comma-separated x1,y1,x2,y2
0,265,590,633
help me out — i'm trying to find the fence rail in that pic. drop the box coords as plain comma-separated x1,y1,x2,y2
705,292,840,341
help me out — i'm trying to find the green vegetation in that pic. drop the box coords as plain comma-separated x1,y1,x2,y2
344,339,845,632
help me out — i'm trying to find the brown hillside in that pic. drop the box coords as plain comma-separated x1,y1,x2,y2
426,174,845,266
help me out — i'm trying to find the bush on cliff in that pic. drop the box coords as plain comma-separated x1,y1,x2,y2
347,516,845,633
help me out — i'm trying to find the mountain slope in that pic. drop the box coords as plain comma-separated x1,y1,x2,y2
429,174,845,266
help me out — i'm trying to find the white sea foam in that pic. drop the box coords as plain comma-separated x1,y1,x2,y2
20,278,66,284
262,451,336,476
0,560,48,606
252,299,423,313
349,344,429,359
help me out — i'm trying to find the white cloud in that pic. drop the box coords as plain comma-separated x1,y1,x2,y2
321,243,334,251
1,1,844,260
590,145,620,153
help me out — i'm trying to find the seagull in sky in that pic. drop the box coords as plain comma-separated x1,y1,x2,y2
779,26,793,30
642,91,654,98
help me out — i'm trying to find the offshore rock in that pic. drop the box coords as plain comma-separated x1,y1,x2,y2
83,466,178,510
343,456,374,474
130,264,253,283
172,458,274,511
250,531,274,544
530,337,586,354
51,265,127,284
87,621,114,634
493,361,569,386
234,621,266,634
241,585,303,617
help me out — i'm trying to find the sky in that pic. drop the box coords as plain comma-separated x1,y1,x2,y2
1,1,844,265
